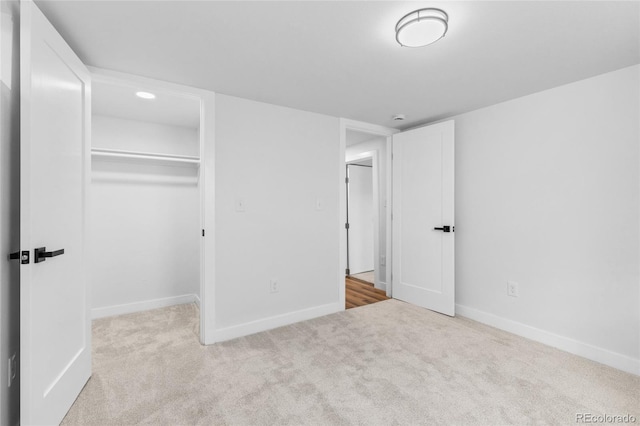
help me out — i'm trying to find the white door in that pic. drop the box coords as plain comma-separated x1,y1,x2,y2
347,164,374,274
392,120,455,316
20,1,91,424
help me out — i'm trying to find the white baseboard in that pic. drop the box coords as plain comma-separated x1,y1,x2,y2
375,281,387,292
92,294,199,319
193,294,201,309
456,304,640,376
212,302,342,342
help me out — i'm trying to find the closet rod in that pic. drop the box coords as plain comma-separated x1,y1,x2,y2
91,148,200,164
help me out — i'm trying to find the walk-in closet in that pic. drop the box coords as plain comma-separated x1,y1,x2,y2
90,74,203,334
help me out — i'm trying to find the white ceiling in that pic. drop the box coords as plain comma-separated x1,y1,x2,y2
93,80,201,128
36,1,640,130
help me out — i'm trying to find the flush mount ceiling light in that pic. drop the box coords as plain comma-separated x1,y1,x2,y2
135,91,156,99
395,8,448,48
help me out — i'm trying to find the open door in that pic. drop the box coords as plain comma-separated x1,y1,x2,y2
346,163,374,275
20,0,91,424
392,121,454,316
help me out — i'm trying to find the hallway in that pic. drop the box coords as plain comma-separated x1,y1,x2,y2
345,276,389,309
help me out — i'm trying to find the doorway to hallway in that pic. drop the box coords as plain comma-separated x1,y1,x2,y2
345,276,389,309
341,124,394,310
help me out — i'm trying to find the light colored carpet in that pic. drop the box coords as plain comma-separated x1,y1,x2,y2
62,300,639,425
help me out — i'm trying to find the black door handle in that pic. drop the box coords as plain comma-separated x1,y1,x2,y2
34,247,64,263
433,226,454,233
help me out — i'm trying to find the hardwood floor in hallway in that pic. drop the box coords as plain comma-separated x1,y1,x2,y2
345,276,389,309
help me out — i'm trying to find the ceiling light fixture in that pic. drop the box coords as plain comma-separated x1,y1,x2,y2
135,91,156,99
395,8,448,48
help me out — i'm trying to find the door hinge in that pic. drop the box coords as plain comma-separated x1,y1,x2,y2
345,223,350,229
345,177,349,184
345,268,350,275
8,250,29,264
202,229,205,237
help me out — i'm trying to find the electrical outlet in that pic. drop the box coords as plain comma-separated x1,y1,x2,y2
7,353,16,387
235,198,246,212
269,279,279,293
507,281,519,297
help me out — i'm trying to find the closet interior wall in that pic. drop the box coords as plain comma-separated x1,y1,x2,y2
90,81,201,318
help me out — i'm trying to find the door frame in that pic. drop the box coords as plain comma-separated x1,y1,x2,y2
87,67,216,344
339,119,398,308
345,153,378,285
0,2,20,424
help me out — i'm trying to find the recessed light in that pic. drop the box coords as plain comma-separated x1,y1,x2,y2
135,91,156,99
396,8,448,48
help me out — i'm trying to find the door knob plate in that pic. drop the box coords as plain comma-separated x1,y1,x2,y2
8,251,30,264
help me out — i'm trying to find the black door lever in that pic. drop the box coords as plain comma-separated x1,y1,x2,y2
34,247,64,264
433,226,453,233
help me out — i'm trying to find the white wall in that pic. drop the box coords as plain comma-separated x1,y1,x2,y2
451,65,639,373
91,115,200,317
93,115,199,157
0,1,20,423
346,137,388,288
213,94,340,339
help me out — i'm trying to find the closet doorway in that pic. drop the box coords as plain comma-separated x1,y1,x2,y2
90,72,205,340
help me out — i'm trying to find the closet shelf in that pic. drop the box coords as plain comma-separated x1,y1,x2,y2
91,148,200,166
